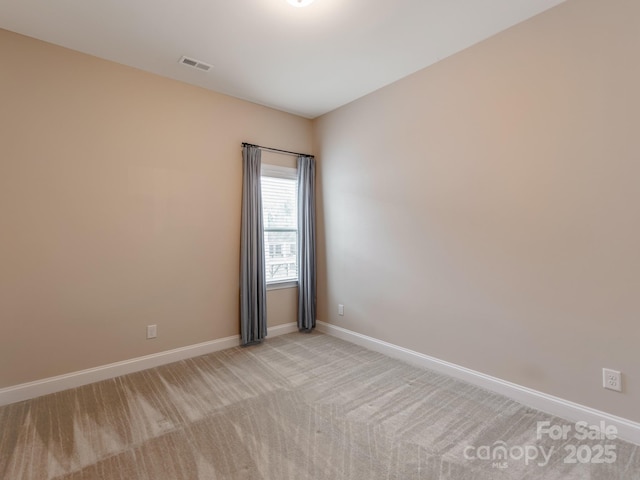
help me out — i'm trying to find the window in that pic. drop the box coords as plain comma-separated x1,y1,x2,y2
261,165,297,286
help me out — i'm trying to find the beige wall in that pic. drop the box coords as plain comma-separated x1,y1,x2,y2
0,29,310,388
315,0,640,422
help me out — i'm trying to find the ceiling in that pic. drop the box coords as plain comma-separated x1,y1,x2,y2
0,0,565,118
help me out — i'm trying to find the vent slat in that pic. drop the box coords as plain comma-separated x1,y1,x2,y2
179,56,212,72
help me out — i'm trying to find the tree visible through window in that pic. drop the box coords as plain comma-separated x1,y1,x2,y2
261,167,297,284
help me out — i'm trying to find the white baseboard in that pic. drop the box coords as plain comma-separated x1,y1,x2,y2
316,321,640,446
268,322,300,337
0,322,298,407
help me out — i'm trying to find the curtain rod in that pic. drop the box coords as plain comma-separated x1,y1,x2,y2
242,142,314,158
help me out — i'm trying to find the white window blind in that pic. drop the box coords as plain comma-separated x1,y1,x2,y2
261,166,298,285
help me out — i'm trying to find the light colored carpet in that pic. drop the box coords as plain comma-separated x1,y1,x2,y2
0,332,638,479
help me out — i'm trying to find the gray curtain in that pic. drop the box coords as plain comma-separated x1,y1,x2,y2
240,145,267,345
297,155,316,332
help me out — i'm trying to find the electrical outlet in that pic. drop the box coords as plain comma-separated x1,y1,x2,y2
147,324,157,339
603,368,622,392
338,304,344,316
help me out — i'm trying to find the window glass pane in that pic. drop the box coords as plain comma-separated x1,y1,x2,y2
262,177,297,230
262,175,297,284
264,230,297,283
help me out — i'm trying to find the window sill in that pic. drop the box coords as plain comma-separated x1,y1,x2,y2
266,281,298,291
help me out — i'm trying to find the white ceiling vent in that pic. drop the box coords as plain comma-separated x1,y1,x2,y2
178,56,212,72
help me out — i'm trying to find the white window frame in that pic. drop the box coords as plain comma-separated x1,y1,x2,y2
261,164,298,290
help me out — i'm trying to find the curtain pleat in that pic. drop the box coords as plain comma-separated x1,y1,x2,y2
297,155,316,332
240,145,267,345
